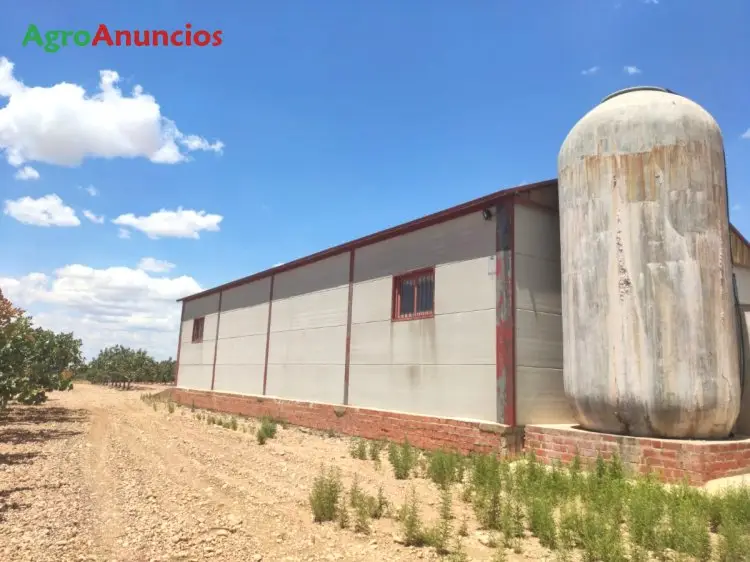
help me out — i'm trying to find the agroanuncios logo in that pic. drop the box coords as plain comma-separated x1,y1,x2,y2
22,23,223,53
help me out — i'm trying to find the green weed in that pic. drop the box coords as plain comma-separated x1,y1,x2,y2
388,440,417,480
309,465,343,523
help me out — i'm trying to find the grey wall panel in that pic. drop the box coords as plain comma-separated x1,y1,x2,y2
273,253,349,300
265,364,344,404
221,278,271,313
347,364,496,422
183,293,221,321
213,365,265,396
354,213,495,283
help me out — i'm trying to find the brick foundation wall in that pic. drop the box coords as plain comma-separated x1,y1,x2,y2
526,424,750,485
164,388,523,455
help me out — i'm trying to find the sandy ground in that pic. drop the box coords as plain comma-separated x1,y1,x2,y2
0,384,552,562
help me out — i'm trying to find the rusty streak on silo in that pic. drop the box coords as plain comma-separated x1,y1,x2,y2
557,86,740,439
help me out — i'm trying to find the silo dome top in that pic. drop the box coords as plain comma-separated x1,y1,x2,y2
600,86,677,104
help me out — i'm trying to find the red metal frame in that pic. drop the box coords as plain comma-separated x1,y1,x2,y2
343,250,355,405
191,317,205,343
262,275,275,395
174,303,185,386
391,267,436,321
210,292,223,391
495,200,516,427
177,179,558,304
732,224,750,250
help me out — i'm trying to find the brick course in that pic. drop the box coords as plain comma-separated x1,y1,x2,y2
160,389,750,485
526,424,750,485
163,388,523,455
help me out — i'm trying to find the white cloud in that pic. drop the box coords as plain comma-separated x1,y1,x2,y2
0,57,224,173
624,65,642,75
79,185,98,197
82,209,105,224
581,66,600,76
732,204,742,212
643,0,659,4
14,165,39,180
112,207,223,239
741,129,750,139
4,194,80,227
138,257,176,273
118,228,131,239
0,264,201,359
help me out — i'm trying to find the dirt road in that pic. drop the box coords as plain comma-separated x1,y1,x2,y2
0,384,518,562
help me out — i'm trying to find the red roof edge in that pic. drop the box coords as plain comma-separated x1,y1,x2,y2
177,178,558,303
731,223,750,250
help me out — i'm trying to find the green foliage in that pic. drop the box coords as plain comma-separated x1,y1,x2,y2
388,439,417,480
0,290,82,408
349,438,368,460
309,465,343,523
349,474,388,523
398,486,426,546
368,440,386,462
81,344,175,386
425,487,453,554
426,449,464,489
256,417,278,444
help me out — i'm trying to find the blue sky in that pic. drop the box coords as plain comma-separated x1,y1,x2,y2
0,0,748,359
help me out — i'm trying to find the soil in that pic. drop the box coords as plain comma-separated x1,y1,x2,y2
0,384,552,562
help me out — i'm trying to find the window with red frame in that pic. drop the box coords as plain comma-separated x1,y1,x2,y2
392,269,435,320
191,317,205,343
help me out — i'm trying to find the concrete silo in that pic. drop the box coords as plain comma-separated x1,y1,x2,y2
557,86,740,439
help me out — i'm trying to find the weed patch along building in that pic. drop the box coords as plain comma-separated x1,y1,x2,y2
169,88,750,485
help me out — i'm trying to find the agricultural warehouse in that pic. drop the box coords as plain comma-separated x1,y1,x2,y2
172,87,750,485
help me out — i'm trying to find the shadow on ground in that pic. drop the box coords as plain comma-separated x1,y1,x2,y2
0,404,88,446
0,406,89,425
0,484,65,522
0,451,40,465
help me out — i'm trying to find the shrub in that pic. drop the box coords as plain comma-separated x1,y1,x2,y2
349,438,368,460
349,475,388,521
229,417,238,431
337,492,350,529
528,496,556,549
427,449,464,490
457,516,468,537
398,486,426,547
425,487,453,554
353,497,371,534
368,440,386,462
388,440,417,480
309,465,343,523
471,455,502,530
257,417,278,444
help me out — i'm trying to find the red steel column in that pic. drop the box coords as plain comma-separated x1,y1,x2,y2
495,199,516,426
262,275,275,395
174,302,186,386
210,292,223,391
343,250,355,405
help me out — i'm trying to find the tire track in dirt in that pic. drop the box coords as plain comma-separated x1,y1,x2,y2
115,403,401,560
114,411,295,558
85,407,127,560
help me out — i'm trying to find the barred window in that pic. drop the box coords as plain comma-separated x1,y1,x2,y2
191,317,205,343
392,269,435,320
